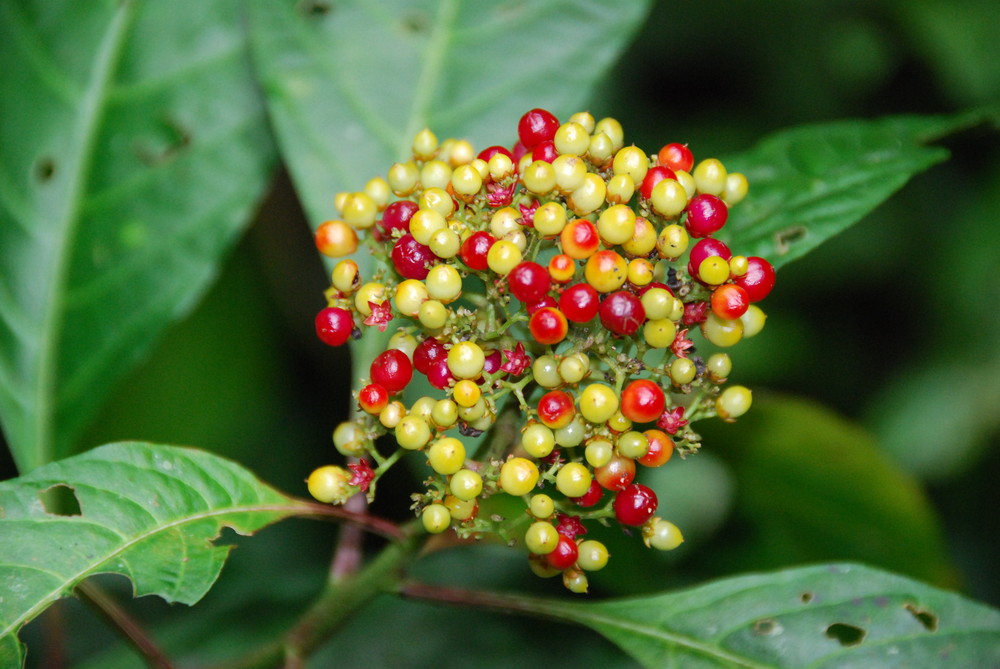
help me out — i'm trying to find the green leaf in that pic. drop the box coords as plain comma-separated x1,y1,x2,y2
247,0,651,370
0,442,308,668
522,562,1000,668
697,395,955,587
0,0,276,472
720,109,999,268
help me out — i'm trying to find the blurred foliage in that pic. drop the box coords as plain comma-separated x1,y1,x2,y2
3,0,1000,667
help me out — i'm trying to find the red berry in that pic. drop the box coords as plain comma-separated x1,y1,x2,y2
734,257,776,302
358,383,389,414
572,480,604,508
599,291,646,336
537,390,575,429
512,141,530,163
531,140,558,164
639,165,678,200
477,145,514,163
620,379,666,423
518,108,560,149
685,194,729,238
529,307,569,345
710,284,750,319
545,534,579,570
379,200,419,238
370,349,413,393
509,261,552,303
459,231,495,271
527,295,558,315
426,358,455,389
483,349,503,375
613,484,658,526
559,219,600,259
594,454,636,491
315,307,354,346
687,238,732,278
414,337,447,375
657,143,694,172
392,233,434,280
559,283,600,323
639,429,674,467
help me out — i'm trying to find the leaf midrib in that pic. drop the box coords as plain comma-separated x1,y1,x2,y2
32,2,136,471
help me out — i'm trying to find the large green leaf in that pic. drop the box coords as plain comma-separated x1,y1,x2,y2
720,109,998,268
0,0,276,472
0,441,310,669
510,562,1000,668
697,395,955,587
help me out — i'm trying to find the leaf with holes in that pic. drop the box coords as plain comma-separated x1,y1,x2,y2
719,108,999,268
0,442,312,668
0,1,276,473
246,0,651,369
460,563,1000,668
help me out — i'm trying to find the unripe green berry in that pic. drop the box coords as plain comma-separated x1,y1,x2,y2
740,304,767,337
563,569,589,593
650,178,688,218
585,438,614,468
420,160,452,189
576,539,609,571
525,521,559,554
669,357,697,385
307,465,352,504
388,161,419,195
701,312,744,347
612,145,649,184
396,415,431,450
706,353,732,382
451,164,483,196
552,154,587,193
716,385,752,420
556,462,592,498
523,160,557,195
529,493,555,518
692,158,727,195
568,173,607,216
554,417,586,447
499,457,540,496
616,431,649,459
421,503,451,533
643,517,685,550
533,355,562,388
427,437,465,475
412,127,439,160
449,468,483,501
521,423,556,458
554,121,590,155
431,398,459,429
333,421,366,457
594,117,624,151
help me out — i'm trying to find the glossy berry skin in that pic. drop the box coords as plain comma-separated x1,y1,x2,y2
529,307,569,345
620,379,666,423
459,231,495,271
509,261,551,303
391,233,434,280
657,143,694,172
685,194,729,238
594,454,636,491
559,219,600,259
527,295,558,315
518,108,560,149
370,349,413,393
639,165,677,200
531,140,558,163
559,283,600,323
426,358,455,390
734,256,776,302
358,383,389,414
537,390,575,429
379,200,419,238
315,307,354,347
640,429,674,467
599,291,646,336
477,145,514,164
571,480,604,508
413,337,446,375
687,238,732,278
613,484,658,526
545,535,580,570
710,283,750,320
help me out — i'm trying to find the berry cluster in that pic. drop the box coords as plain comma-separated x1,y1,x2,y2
308,108,775,592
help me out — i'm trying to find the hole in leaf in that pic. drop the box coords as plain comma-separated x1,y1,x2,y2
34,156,57,182
39,485,82,516
775,225,807,255
400,11,429,34
754,618,783,636
133,116,192,166
825,622,866,646
904,603,939,632
296,0,332,17
800,591,815,603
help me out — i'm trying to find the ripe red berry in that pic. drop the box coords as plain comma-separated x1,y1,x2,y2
639,165,678,200
571,480,604,508
545,534,579,570
509,261,552,303
459,231,495,271
537,390,575,429
477,145,515,163
483,349,503,375
413,337,447,375
687,238,732,278
518,108,560,149
710,283,750,319
392,233,435,280
527,295,558,315
559,283,600,323
734,256,776,302
685,194,729,238
426,358,455,390
531,140,559,164
657,143,694,172
370,349,413,393
379,200,419,238
529,307,569,345
613,484,658,526
358,383,389,414
315,307,354,346
594,454,636,491
620,379,666,423
599,291,646,336
639,429,674,467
